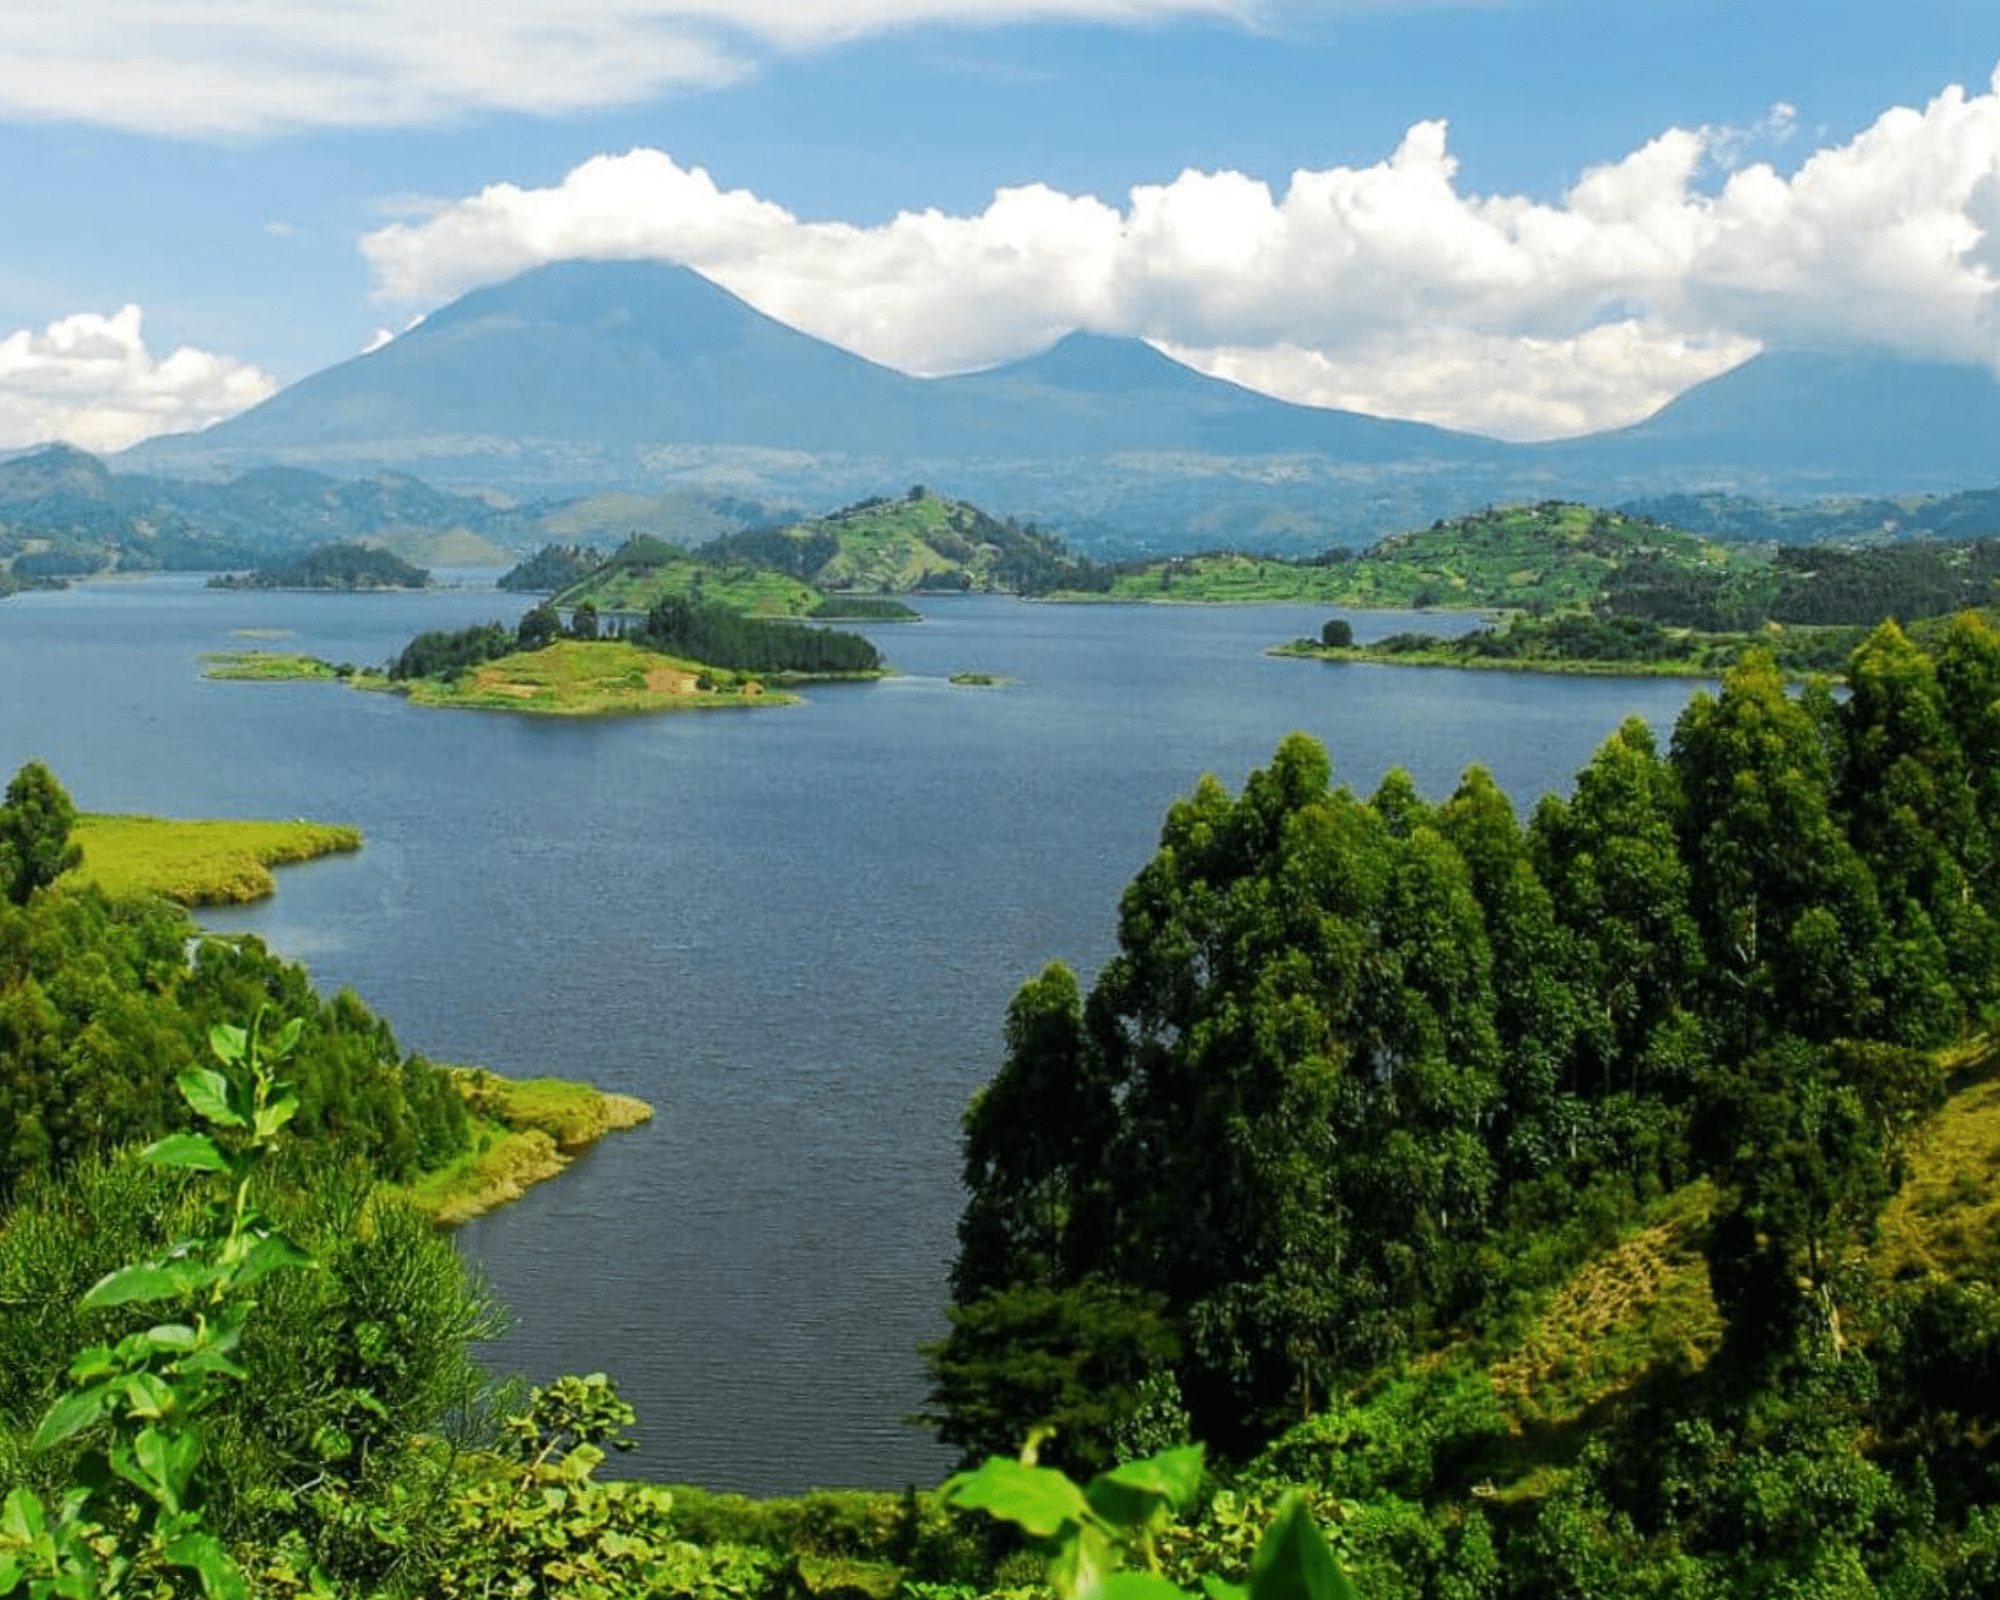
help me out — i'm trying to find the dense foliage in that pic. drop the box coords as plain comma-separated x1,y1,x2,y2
209,542,429,591
498,542,607,592
632,596,882,675
929,616,2000,1598
0,766,469,1196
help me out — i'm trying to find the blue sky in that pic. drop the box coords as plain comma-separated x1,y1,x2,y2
3,0,1999,451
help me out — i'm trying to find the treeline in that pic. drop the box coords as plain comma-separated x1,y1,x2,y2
1605,539,2000,630
209,541,429,591
497,541,606,592
0,763,468,1197
932,615,2000,1485
632,595,882,674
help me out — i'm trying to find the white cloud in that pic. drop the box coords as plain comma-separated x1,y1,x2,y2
0,306,277,452
0,0,1254,137
358,64,2000,440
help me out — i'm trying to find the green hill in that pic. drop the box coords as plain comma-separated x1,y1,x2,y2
702,489,1107,595
551,534,824,616
1090,501,1762,609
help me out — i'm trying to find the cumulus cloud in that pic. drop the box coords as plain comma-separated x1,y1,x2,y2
0,0,1253,137
358,64,2000,440
0,306,278,452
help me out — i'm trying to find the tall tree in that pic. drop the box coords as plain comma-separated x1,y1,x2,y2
1670,655,1886,1051
0,760,82,905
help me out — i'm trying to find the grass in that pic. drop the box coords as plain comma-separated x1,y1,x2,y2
66,813,362,905
393,1069,654,1226
1487,1181,1725,1433
391,639,797,715
200,650,346,681
1878,1036,2000,1287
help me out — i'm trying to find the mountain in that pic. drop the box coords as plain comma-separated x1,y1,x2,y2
120,261,1514,550
1540,347,2000,493
100,261,2000,556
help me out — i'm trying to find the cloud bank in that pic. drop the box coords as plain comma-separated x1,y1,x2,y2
360,66,2000,440
0,307,277,453
0,0,1255,138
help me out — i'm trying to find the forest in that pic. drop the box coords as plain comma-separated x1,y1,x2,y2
10,616,2000,1596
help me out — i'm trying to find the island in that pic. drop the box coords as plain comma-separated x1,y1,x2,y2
208,540,430,590
204,595,886,715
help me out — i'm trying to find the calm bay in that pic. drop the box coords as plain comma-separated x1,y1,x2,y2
0,576,1707,1493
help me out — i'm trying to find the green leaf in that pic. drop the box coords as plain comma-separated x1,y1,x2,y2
33,1386,107,1450
1201,1580,1247,1600
118,1371,176,1420
231,1232,315,1287
941,1456,1094,1539
162,1529,248,1600
1,1487,48,1540
270,1016,304,1061
141,1323,200,1353
1099,1446,1205,1513
80,1263,184,1309
1247,1495,1357,1600
1046,1521,1117,1600
254,1094,300,1141
206,1023,247,1067
178,1066,245,1128
140,1132,230,1173
1101,1575,1197,1600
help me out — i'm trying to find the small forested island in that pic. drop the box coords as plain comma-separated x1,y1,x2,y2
208,540,430,590
204,593,885,715
497,541,606,592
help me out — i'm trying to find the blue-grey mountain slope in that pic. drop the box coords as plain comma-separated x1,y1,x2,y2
115,260,2000,553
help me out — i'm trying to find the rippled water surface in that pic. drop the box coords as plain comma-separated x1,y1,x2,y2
0,577,1706,1492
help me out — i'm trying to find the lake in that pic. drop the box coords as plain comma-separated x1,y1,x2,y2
0,577,1707,1493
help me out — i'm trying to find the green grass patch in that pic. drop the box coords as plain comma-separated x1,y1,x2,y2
200,650,344,681
392,1068,653,1226
66,814,362,905
396,640,798,716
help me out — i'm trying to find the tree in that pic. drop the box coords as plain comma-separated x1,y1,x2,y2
569,600,600,642
1320,618,1354,649
515,602,562,651
0,761,81,905
1670,654,1886,1051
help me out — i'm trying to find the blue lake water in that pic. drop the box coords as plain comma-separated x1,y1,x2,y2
0,576,1707,1493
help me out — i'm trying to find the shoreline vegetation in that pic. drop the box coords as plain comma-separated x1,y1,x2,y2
391,1069,655,1227
56,803,651,1227
66,812,362,904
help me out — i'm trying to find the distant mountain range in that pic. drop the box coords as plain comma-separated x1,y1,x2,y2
8,258,1996,558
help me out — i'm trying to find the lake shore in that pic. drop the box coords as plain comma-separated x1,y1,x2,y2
68,813,363,904
396,1069,655,1226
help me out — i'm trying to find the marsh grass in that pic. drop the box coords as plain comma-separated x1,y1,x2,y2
67,813,361,905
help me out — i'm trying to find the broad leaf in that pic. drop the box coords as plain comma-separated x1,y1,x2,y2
232,1232,316,1287
942,1456,1095,1538
81,1263,184,1309
33,1386,107,1450
1102,1575,1197,1600
1099,1445,1205,1512
207,1023,247,1066
177,1066,244,1128
1045,1520,1117,1600
1247,1495,1357,1600
1,1486,48,1540
141,1132,230,1173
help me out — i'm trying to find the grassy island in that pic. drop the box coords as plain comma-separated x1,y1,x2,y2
393,1068,654,1226
201,650,348,681
387,638,806,715
67,812,362,904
